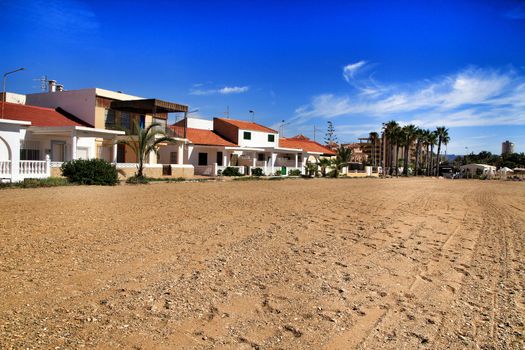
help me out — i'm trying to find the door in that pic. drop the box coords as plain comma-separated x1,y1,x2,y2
117,144,126,163
217,151,223,166
51,141,66,161
198,152,208,166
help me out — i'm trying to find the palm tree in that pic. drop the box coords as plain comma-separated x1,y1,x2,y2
117,122,179,178
413,128,423,176
402,124,418,176
332,144,352,177
393,127,405,176
434,126,450,176
318,157,332,177
369,131,379,168
382,120,399,176
427,131,437,176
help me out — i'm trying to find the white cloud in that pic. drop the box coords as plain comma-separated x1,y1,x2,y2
343,61,367,82
296,66,525,128
219,86,249,94
190,85,249,96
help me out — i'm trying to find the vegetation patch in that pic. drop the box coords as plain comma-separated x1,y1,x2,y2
61,159,119,185
0,177,71,189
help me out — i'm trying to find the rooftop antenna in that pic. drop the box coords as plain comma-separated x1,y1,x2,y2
224,105,230,118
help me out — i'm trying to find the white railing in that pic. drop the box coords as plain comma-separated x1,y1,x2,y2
0,161,11,177
20,160,49,179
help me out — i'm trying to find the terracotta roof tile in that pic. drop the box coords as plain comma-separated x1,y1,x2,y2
279,135,336,155
183,127,236,146
215,118,277,133
0,102,90,127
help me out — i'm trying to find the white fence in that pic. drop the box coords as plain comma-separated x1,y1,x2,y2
20,160,49,179
0,161,11,178
0,157,51,182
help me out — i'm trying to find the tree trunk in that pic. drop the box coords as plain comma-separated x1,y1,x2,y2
395,145,400,176
429,144,435,176
415,141,420,176
435,141,442,176
403,140,409,176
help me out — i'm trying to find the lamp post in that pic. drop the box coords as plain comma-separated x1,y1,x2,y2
249,110,255,122
1,67,26,119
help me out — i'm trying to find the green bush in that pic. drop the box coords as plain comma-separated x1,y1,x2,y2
288,169,302,176
275,170,281,176
221,167,243,176
251,167,264,176
0,177,70,189
61,159,119,185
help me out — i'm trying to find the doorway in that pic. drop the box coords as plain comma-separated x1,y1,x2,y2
51,141,66,161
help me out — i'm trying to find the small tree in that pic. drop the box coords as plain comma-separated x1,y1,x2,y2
318,157,332,177
304,160,318,177
331,144,352,177
324,121,338,147
117,122,178,178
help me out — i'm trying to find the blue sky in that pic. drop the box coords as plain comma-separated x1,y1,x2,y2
1,0,525,154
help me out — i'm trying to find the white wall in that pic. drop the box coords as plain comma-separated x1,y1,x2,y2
0,124,22,161
26,89,97,127
186,117,213,130
237,129,279,148
187,145,224,166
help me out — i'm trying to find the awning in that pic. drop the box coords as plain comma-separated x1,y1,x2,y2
110,99,188,114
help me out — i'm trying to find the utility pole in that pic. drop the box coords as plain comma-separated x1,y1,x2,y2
2,67,26,119
313,125,321,142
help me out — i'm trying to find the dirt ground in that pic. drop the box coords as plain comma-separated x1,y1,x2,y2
0,178,524,349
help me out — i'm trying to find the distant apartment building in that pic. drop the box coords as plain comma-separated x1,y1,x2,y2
501,140,515,155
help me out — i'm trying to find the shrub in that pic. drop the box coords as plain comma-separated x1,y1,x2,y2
221,167,243,176
275,170,281,176
126,175,150,184
61,159,119,185
251,167,264,176
0,177,70,189
288,169,302,176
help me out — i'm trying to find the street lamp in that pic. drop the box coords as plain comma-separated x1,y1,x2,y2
249,110,255,122
1,67,26,119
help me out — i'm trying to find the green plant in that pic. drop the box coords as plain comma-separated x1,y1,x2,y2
318,158,332,177
251,167,264,176
288,169,302,176
126,175,151,184
221,167,243,176
61,159,119,185
275,170,281,176
117,121,179,179
0,177,71,189
304,160,318,177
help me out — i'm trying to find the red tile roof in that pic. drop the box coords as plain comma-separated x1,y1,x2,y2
0,102,90,127
215,118,277,133
279,135,336,155
185,127,236,147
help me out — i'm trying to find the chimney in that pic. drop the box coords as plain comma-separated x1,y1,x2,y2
48,80,57,93
56,84,64,92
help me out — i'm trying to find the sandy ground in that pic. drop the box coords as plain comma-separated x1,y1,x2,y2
0,178,524,349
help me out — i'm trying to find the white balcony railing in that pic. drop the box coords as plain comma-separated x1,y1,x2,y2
0,161,11,177
20,160,49,179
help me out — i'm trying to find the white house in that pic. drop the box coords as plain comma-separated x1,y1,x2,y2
0,101,124,182
460,163,497,178
168,117,336,176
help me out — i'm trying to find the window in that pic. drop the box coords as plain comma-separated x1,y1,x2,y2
120,112,131,130
105,109,116,128
268,134,275,142
217,151,223,166
20,140,40,160
243,131,251,140
198,152,208,166
298,154,302,162
20,149,40,160
170,152,178,164
257,153,265,161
